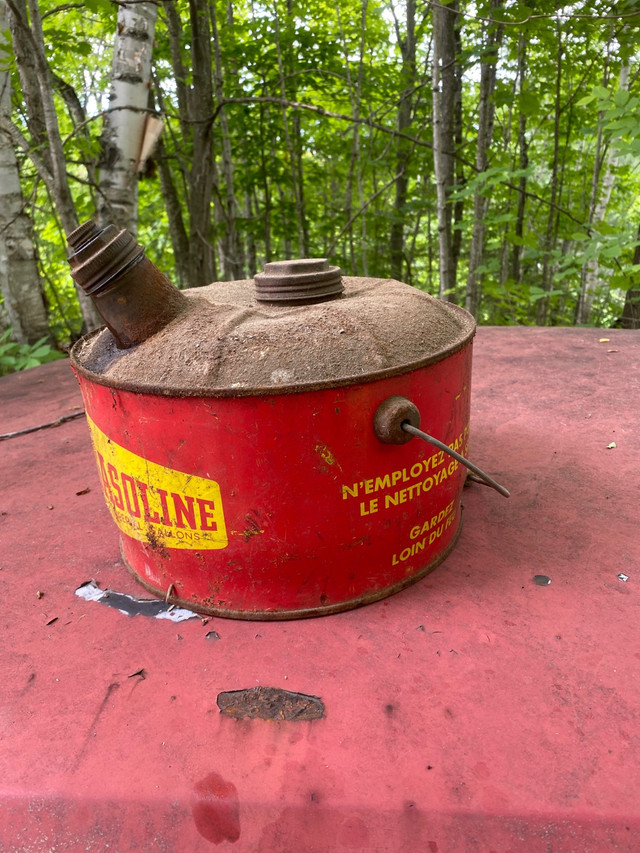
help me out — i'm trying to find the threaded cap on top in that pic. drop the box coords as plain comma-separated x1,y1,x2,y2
254,259,343,304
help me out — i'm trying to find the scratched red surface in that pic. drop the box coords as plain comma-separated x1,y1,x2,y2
1,327,639,852
73,344,472,617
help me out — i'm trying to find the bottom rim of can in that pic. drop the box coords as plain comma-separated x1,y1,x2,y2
118,518,463,621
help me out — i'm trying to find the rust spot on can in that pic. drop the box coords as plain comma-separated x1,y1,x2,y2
315,443,340,469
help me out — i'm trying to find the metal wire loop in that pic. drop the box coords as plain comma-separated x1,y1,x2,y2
401,422,510,498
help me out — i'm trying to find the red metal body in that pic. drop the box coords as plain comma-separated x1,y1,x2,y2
74,343,472,618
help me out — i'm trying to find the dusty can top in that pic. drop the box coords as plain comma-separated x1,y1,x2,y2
70,274,475,398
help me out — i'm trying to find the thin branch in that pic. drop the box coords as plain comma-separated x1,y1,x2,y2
61,104,157,146
42,0,160,13
327,170,405,255
427,0,640,26
0,411,85,442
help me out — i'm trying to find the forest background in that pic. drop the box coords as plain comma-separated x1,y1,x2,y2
1,0,640,372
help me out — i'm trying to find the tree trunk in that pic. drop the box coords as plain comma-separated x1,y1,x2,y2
12,0,77,234
258,101,273,264
337,0,367,274
619,223,640,328
510,33,528,285
537,19,563,325
7,0,100,331
465,0,504,317
98,1,158,235
451,15,464,280
245,192,257,277
432,0,458,301
188,0,216,285
389,0,416,282
0,0,50,344
577,64,628,325
155,134,191,289
273,0,308,258
210,0,242,279
159,0,217,287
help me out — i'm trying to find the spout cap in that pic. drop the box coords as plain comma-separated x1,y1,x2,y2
67,221,144,296
254,258,343,303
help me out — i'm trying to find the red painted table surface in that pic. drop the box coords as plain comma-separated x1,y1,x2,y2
0,327,638,852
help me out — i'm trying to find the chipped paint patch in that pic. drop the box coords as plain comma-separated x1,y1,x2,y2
75,580,198,621
315,444,339,468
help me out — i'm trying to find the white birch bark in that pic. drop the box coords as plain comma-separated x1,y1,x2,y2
98,2,158,235
0,0,50,344
7,0,101,331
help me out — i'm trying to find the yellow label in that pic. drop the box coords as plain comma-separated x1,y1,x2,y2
87,416,228,551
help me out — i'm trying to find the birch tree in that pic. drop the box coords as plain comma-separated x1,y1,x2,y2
5,0,100,331
0,0,50,343
98,1,159,234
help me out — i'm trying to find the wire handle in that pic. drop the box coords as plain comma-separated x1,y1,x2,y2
372,396,510,499
401,423,510,498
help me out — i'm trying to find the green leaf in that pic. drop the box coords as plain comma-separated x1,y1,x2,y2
614,88,630,108
30,345,52,358
518,91,540,116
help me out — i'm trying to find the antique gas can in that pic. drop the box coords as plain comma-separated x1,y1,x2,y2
69,222,481,619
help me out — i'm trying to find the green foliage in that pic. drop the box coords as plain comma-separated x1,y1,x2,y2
5,0,640,330
0,330,65,377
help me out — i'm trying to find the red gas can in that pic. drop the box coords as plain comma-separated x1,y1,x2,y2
68,224,478,619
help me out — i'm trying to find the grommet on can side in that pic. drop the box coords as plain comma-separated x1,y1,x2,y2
373,396,421,445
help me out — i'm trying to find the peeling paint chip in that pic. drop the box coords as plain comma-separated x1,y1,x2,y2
217,686,325,721
75,580,197,622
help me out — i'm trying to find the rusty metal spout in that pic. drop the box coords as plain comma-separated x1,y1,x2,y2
67,221,187,349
